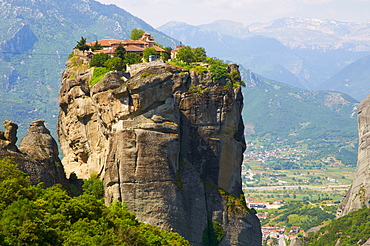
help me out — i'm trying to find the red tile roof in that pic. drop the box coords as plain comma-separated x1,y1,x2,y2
87,36,165,53
92,48,115,54
87,39,124,47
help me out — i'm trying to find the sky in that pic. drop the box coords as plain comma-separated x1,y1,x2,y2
96,0,370,28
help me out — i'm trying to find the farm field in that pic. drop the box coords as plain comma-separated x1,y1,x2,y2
242,160,355,204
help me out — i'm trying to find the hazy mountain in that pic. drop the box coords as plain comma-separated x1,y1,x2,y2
240,67,359,167
159,21,323,90
318,55,370,101
198,19,251,38
158,18,370,99
0,0,176,138
248,17,370,51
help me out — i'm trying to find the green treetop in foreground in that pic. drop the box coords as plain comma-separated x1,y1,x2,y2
130,28,145,40
0,157,190,246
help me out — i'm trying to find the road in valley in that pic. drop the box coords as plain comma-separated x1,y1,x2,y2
244,184,350,191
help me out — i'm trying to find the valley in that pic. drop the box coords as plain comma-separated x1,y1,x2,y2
242,160,354,202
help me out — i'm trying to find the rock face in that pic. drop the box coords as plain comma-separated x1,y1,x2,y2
337,95,370,217
289,237,304,246
0,119,67,187
0,120,18,152
18,119,67,186
58,61,262,245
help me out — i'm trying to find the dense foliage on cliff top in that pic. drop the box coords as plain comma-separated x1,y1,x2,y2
0,157,190,246
304,206,370,246
169,54,245,90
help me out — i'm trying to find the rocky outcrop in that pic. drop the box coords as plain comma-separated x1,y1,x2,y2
58,61,262,245
337,94,370,217
18,119,67,186
0,119,67,187
0,120,18,152
290,237,304,246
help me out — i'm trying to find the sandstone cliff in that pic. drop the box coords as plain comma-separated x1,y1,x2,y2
337,94,370,217
0,119,67,187
58,60,262,245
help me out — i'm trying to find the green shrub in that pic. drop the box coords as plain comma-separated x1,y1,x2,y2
209,64,228,82
140,72,153,78
175,46,207,64
169,61,207,74
89,67,110,86
142,47,157,62
202,220,225,246
175,46,195,64
124,52,142,65
82,175,104,199
104,57,124,71
189,85,201,93
90,53,110,67
130,28,145,40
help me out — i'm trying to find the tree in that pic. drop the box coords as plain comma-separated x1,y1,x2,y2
75,37,90,53
91,41,103,51
142,47,157,62
130,28,145,40
161,47,172,61
0,157,32,210
0,199,54,245
124,52,142,65
209,63,229,82
90,53,110,67
0,159,191,245
82,176,104,200
193,47,207,62
207,57,225,66
62,218,121,246
104,57,124,71
176,46,194,64
114,44,126,60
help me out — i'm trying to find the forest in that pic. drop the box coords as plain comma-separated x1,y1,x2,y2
0,157,190,245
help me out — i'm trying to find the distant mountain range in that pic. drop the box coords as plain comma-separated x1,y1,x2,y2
0,0,176,138
240,67,359,167
158,18,370,100
318,55,370,99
